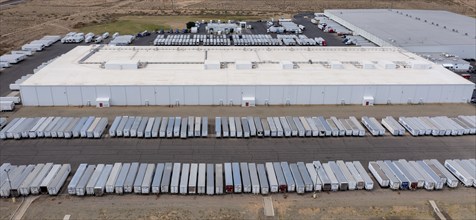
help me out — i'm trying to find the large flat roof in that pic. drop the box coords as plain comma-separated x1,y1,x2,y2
325,9,476,58
21,45,473,86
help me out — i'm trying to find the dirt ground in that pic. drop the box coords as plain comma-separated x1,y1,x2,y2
1,104,475,122
1,0,475,55
1,186,475,220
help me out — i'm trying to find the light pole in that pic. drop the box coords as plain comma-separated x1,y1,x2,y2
4,168,15,203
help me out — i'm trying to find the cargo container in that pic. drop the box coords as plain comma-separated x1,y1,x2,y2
94,164,113,196
285,116,298,136
303,163,320,192
368,162,389,188
93,117,108,138
423,160,447,189
10,164,35,197
398,159,425,188
171,163,181,194
80,116,95,138
116,116,130,137
362,116,382,136
330,117,346,136
28,117,47,138
187,163,198,194
398,117,419,136
297,162,313,191
161,163,173,193
384,160,409,190
416,160,443,190
43,117,60,138
222,117,229,137
290,163,305,194
137,117,149,138
106,163,122,193
187,116,194,137
267,117,277,137
457,160,476,185
254,117,263,137
305,117,319,137
197,163,206,194
1,165,24,197
232,162,242,193
348,117,365,136
159,117,168,138
338,118,353,136
247,117,257,136
206,164,214,195
64,117,80,139
47,164,70,195
273,117,284,137
72,117,88,138
130,116,142,137
352,161,374,190
114,163,130,194
194,117,201,137
376,161,400,190
0,118,18,139
180,117,188,139
215,117,222,138
86,117,101,138
429,159,458,188
144,117,156,138
86,164,105,195
344,162,364,190
151,163,164,194
76,165,95,196
328,161,348,191
453,160,475,186
215,164,224,194
151,117,160,138
224,163,233,193
248,163,260,194
261,118,270,137
124,162,139,193
67,163,87,195
109,116,122,137
257,164,269,195
280,162,295,192
444,160,473,187
241,117,250,138
313,161,332,191
201,117,208,137
133,163,148,194
40,164,61,194
166,117,175,138
299,117,312,136
19,164,45,196
30,163,53,195
141,164,155,194
234,117,243,138
272,162,287,192
392,161,417,190
279,117,291,137
262,163,277,193
237,163,250,193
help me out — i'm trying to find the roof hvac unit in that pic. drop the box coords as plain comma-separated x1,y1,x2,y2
379,60,396,69
204,60,220,70
236,60,253,70
411,61,431,70
330,61,344,69
361,61,375,69
280,61,294,70
104,60,139,70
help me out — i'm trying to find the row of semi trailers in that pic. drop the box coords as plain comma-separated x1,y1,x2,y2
2,158,474,198
1,115,474,140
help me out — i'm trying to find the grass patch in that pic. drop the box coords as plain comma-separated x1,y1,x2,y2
78,15,268,34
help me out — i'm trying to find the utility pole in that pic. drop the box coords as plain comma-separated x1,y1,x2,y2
4,168,15,203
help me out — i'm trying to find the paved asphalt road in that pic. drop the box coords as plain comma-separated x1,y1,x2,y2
1,135,474,171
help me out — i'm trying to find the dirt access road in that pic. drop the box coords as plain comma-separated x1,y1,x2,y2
1,186,475,219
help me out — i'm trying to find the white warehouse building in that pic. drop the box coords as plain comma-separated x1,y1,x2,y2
19,45,474,107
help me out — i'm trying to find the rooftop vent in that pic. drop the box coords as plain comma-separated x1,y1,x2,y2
280,61,294,69
204,60,220,70
330,61,344,69
236,60,253,70
104,60,139,70
378,60,396,69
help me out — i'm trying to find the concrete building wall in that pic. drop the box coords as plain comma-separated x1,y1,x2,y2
20,84,474,107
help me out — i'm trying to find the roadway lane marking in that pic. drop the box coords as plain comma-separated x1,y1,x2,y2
263,196,274,217
429,200,446,220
